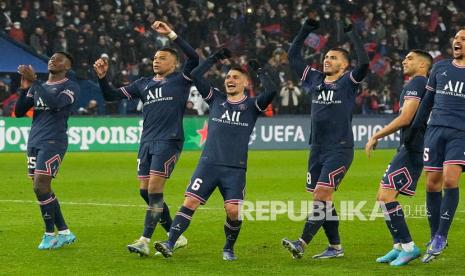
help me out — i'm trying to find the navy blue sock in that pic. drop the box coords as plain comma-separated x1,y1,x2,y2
384,202,412,244
159,202,173,232
426,191,442,239
37,193,57,233
384,220,401,244
168,206,195,248
140,189,172,232
142,193,164,239
301,201,328,244
51,193,68,231
139,189,149,205
437,188,459,237
224,217,242,251
322,204,340,245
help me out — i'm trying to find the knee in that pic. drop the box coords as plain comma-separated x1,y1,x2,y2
33,176,50,196
313,188,333,201
224,204,240,220
426,173,443,192
443,175,459,189
183,197,201,211
376,190,397,203
33,184,42,196
148,176,166,193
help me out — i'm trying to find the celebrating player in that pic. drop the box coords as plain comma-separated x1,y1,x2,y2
153,49,278,261
282,15,369,259
365,50,432,266
15,52,79,249
93,21,198,256
405,29,465,263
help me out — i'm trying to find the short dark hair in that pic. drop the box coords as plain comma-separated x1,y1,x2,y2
55,51,74,66
327,47,350,63
229,66,249,77
411,49,433,70
157,47,179,61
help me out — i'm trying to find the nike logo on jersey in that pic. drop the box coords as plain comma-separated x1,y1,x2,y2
441,71,447,77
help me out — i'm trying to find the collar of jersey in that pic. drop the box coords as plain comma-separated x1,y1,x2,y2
45,78,68,85
323,71,349,84
452,60,465,68
227,95,247,104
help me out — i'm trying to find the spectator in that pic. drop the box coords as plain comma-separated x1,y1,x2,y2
8,21,24,42
29,26,47,54
278,80,302,115
2,0,464,115
188,86,209,115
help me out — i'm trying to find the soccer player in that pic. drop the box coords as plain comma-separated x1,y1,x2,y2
365,50,432,266
15,52,79,249
405,29,465,263
281,16,369,259
93,21,198,256
153,50,278,261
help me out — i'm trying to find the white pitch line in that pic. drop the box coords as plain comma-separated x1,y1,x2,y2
0,199,464,218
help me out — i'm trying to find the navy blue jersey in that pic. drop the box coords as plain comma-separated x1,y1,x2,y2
427,59,465,131
199,88,262,168
288,22,368,149
15,78,79,146
398,76,427,151
116,74,192,142
302,67,361,148
190,56,277,169
98,36,198,143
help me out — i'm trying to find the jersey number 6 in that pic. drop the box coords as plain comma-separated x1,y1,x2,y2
191,178,203,191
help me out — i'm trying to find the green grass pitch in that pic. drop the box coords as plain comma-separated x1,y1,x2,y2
1,150,464,275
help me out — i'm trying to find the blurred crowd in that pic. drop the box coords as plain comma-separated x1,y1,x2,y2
1,0,465,116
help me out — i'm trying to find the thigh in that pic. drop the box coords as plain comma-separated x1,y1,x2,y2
137,142,151,180
34,144,66,178
218,166,246,204
306,148,322,193
185,162,219,205
149,141,182,179
423,126,445,172
317,148,354,191
27,147,39,178
380,147,423,196
444,128,465,170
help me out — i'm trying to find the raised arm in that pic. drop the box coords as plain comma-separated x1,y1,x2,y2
93,59,138,101
174,36,199,77
345,22,369,82
288,18,319,78
14,71,35,117
14,88,34,117
191,48,231,100
151,21,199,77
248,60,278,111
